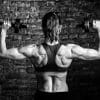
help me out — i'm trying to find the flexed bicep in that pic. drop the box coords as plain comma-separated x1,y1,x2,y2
2,48,26,60
71,44,100,60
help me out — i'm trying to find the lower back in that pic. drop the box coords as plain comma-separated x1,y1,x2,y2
36,71,68,92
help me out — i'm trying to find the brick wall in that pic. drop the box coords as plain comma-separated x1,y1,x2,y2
0,0,100,99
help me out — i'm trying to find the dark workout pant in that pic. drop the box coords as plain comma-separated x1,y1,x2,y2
34,91,69,100
34,91,81,100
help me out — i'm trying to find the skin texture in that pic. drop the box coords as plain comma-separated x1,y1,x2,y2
1,19,100,93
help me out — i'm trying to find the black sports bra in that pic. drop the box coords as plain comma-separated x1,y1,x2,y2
31,43,68,72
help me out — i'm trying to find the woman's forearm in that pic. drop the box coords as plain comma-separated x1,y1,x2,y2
1,29,8,54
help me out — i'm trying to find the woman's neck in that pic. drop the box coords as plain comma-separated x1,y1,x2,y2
46,40,59,46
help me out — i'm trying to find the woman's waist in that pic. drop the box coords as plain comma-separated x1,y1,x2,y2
37,81,68,93
36,89,68,94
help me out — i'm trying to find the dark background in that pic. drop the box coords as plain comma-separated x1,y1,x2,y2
0,0,100,99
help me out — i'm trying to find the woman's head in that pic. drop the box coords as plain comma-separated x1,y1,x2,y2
42,12,62,43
